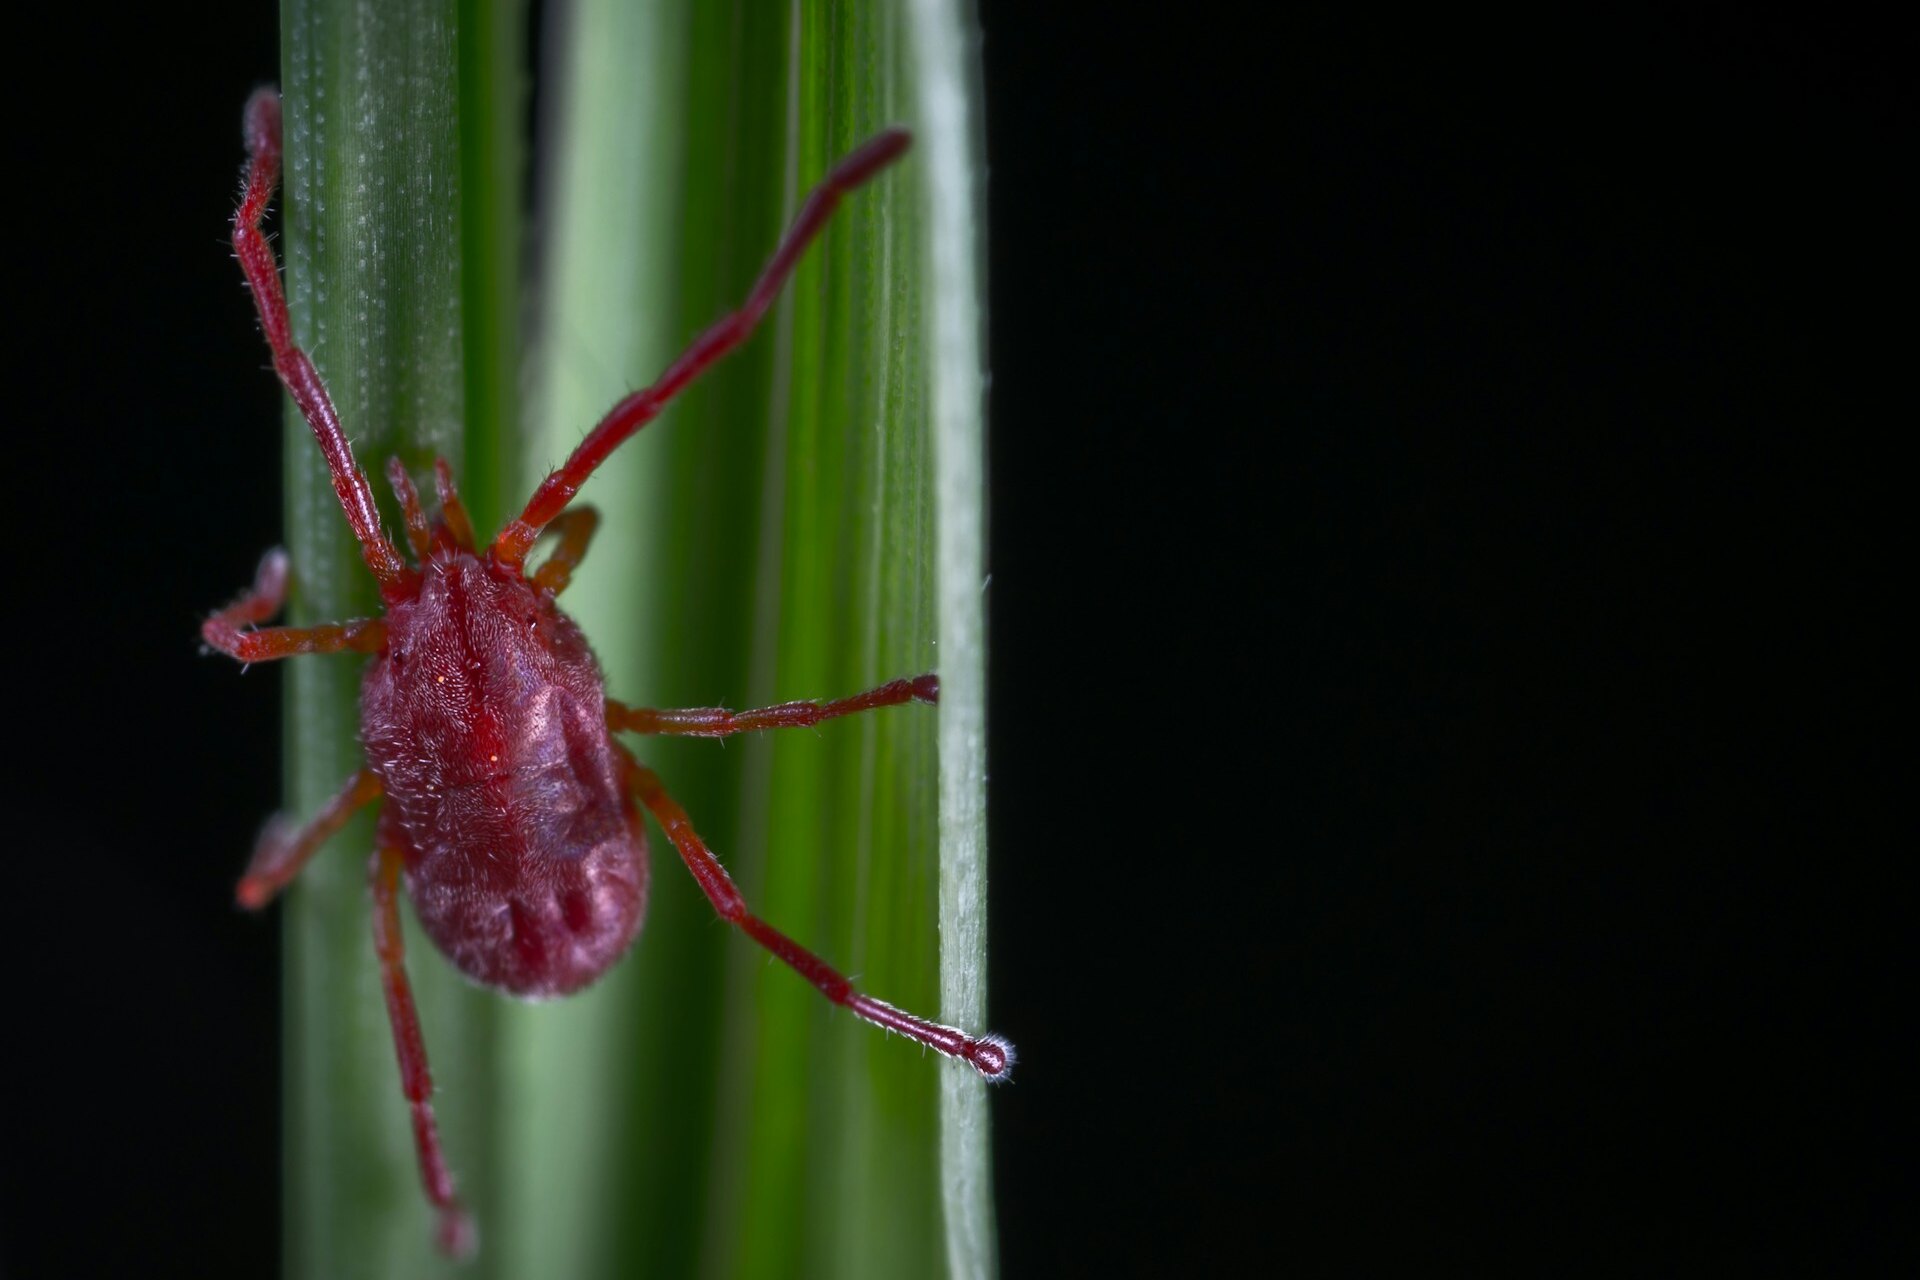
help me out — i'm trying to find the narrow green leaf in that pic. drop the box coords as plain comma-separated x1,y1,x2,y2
278,1,521,1275
275,1,990,1274
518,1,996,1277
905,4,999,1277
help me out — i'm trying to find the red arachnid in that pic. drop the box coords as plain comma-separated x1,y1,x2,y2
206,88,1011,1256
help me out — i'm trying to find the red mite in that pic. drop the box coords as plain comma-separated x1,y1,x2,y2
206,88,1012,1257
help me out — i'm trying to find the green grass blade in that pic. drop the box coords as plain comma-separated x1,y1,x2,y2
278,1,521,1275
516,2,996,1276
274,1,989,1273
500,3,697,1275
906,4,999,1277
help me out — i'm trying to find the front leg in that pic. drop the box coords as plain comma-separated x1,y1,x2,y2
529,506,601,596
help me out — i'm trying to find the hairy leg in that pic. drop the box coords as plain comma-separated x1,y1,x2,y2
201,550,388,662
493,128,914,568
607,673,936,738
371,846,475,1258
386,459,433,561
433,458,478,552
204,547,289,634
203,616,387,664
233,89,414,601
530,507,601,596
622,748,1012,1080
235,769,384,909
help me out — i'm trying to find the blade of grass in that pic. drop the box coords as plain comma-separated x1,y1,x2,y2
499,3,702,1276
277,1,522,1275
719,6,943,1274
275,0,989,1272
517,2,995,1276
907,3,998,1278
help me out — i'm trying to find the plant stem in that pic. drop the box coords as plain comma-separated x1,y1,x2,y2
274,1,990,1274
278,2,521,1275
907,3,999,1275
523,3,997,1277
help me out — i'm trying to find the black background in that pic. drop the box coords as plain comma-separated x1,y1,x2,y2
4,2,1901,1274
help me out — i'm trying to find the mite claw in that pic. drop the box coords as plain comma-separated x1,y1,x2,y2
235,808,329,911
436,1205,477,1260
970,1034,1017,1082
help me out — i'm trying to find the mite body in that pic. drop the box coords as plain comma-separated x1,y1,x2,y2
364,551,647,999
206,88,1011,1257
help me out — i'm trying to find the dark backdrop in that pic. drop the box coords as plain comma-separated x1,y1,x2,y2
5,2,1899,1274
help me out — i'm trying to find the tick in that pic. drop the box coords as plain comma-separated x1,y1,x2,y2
206,88,1012,1257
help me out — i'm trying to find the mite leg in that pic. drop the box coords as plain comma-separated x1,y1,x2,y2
432,458,479,552
233,89,414,601
203,616,387,664
607,673,936,738
622,749,1013,1080
386,459,433,561
371,846,476,1259
529,507,601,596
205,547,290,632
201,550,389,662
235,769,383,909
493,128,915,568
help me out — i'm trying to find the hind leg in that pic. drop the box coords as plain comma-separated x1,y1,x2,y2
370,846,475,1258
620,746,1012,1079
